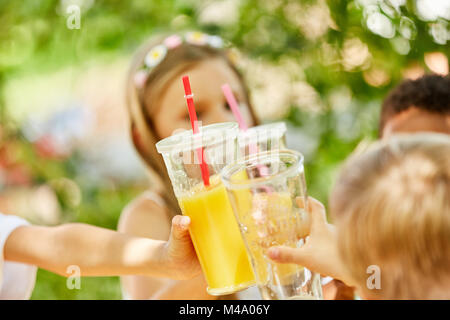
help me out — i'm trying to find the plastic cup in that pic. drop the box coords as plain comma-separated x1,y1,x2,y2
155,122,255,295
238,122,287,156
221,149,323,300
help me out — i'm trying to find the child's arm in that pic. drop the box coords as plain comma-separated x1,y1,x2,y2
118,196,216,300
268,197,357,288
4,215,200,280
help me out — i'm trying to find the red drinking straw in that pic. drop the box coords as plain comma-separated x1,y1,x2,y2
182,75,210,187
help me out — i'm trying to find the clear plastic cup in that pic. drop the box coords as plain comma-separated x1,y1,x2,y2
238,122,287,156
155,122,255,295
221,149,323,300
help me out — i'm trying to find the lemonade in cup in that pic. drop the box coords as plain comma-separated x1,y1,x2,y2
221,150,323,300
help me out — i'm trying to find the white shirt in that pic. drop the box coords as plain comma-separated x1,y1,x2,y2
0,213,37,299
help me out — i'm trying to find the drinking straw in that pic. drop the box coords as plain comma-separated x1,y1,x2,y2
222,83,270,178
221,84,248,131
182,75,210,187
221,84,257,155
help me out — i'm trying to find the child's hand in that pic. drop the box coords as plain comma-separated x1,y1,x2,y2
162,215,202,280
267,197,355,287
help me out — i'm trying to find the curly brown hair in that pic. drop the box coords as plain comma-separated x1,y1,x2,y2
379,74,450,135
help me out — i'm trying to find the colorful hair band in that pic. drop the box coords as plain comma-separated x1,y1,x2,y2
134,31,225,89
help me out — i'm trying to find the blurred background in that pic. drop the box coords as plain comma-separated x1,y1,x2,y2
0,0,448,299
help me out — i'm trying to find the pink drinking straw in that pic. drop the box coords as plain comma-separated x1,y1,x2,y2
222,84,248,131
221,84,258,155
182,75,210,187
221,83,269,177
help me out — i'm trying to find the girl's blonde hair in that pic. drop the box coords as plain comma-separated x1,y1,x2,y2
126,35,258,215
330,133,450,299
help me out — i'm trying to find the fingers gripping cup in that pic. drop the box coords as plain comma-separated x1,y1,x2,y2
156,122,255,295
221,150,323,300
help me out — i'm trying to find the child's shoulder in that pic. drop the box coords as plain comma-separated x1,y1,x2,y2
118,191,171,240
128,191,166,211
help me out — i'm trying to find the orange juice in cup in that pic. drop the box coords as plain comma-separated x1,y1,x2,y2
178,175,254,294
156,122,255,295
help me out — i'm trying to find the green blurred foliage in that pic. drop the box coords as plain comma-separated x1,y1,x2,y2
31,269,121,300
0,0,448,299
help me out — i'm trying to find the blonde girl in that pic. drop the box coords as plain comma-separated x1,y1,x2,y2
119,32,259,299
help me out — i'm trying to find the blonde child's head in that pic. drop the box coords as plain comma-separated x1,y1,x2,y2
126,32,258,213
330,133,450,299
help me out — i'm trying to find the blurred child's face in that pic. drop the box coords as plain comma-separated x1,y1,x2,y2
382,107,450,138
151,58,255,139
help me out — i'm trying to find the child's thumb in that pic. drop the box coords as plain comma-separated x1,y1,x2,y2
267,246,306,265
308,197,327,228
170,215,191,244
